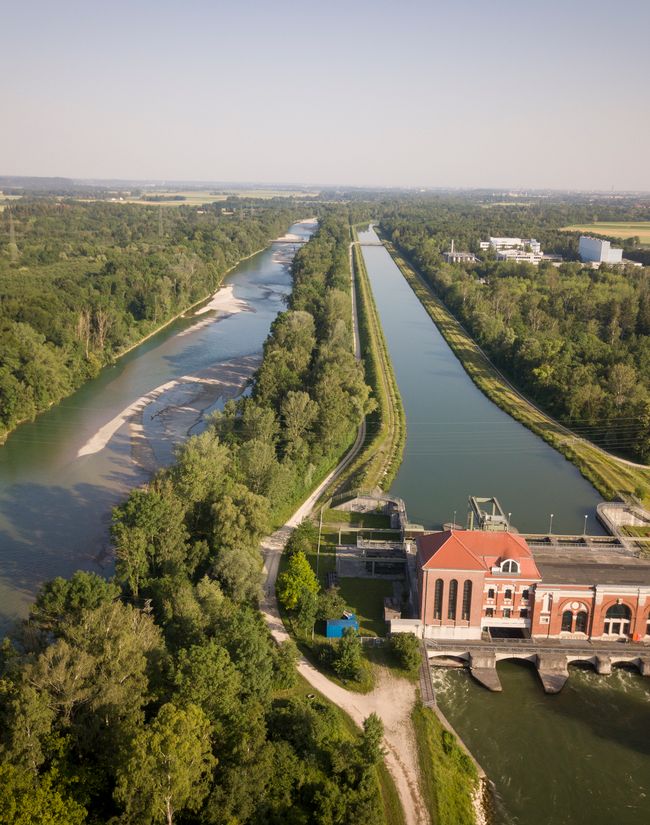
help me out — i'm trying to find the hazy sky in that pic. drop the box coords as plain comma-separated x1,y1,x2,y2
3,0,650,190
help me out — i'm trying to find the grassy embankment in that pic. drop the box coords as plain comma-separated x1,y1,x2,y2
323,232,406,498
382,238,650,508
412,703,481,825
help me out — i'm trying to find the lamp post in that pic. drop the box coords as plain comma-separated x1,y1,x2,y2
452,510,456,529
583,514,588,536
549,513,554,535
507,512,512,531
316,506,323,578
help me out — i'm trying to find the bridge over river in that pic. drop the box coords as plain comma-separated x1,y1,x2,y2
426,637,650,693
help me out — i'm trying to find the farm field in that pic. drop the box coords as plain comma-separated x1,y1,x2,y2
107,188,320,206
562,221,650,246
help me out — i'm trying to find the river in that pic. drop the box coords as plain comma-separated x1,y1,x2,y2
357,225,650,825
0,220,315,634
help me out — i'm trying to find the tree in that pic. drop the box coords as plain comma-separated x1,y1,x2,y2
272,639,300,690
0,683,54,773
29,571,120,635
0,764,86,825
173,640,241,727
294,587,318,636
332,628,363,681
276,551,319,611
171,430,230,505
316,586,347,621
114,703,215,825
359,713,385,766
390,632,421,673
281,390,318,457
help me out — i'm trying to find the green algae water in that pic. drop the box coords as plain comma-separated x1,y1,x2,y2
0,222,314,633
358,225,650,825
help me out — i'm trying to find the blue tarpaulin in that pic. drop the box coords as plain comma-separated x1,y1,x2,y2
324,614,359,638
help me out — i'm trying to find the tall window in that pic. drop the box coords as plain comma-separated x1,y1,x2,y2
504,588,513,601
521,588,530,602
604,603,631,636
503,608,511,618
487,588,495,600
433,579,444,620
461,580,472,621
561,610,573,632
448,579,458,621
575,611,588,633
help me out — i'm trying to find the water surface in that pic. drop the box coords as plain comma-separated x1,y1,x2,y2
357,226,604,534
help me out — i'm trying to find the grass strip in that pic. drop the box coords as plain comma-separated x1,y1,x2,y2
332,230,406,495
412,702,479,825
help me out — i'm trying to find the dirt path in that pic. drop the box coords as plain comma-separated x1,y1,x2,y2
261,528,428,825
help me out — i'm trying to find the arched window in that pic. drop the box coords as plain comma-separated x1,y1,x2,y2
448,579,458,621
561,610,573,632
501,559,520,574
504,588,513,601
461,580,472,621
433,579,444,620
604,603,632,636
575,611,588,633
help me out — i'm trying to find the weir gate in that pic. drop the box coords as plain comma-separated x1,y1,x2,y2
426,638,650,694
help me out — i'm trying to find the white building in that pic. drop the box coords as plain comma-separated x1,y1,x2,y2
579,236,623,264
496,248,545,265
479,237,542,254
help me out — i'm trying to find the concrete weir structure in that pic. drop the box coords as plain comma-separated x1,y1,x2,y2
426,641,650,693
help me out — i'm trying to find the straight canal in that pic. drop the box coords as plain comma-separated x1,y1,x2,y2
357,225,650,825
0,220,315,634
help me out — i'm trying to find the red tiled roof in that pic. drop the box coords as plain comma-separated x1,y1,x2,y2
416,530,541,579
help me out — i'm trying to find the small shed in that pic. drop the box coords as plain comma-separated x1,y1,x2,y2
325,614,359,639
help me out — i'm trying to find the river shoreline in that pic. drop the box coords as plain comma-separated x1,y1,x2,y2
0,221,316,632
0,243,269,448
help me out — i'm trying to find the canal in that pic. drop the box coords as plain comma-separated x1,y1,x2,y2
357,225,650,825
0,220,315,634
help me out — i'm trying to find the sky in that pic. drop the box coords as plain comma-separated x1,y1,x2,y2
3,0,650,190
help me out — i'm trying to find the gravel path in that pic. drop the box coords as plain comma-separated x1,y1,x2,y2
260,525,428,825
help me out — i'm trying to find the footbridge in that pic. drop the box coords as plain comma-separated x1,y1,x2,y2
425,639,650,694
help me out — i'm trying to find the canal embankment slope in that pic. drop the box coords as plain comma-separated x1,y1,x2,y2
320,233,406,498
380,234,650,508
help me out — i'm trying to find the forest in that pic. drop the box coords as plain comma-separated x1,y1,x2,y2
0,199,301,441
380,198,650,461
0,215,388,824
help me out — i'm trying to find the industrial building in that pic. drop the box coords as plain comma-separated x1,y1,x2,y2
578,235,623,264
442,240,478,264
479,236,546,265
479,237,542,254
413,527,650,642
